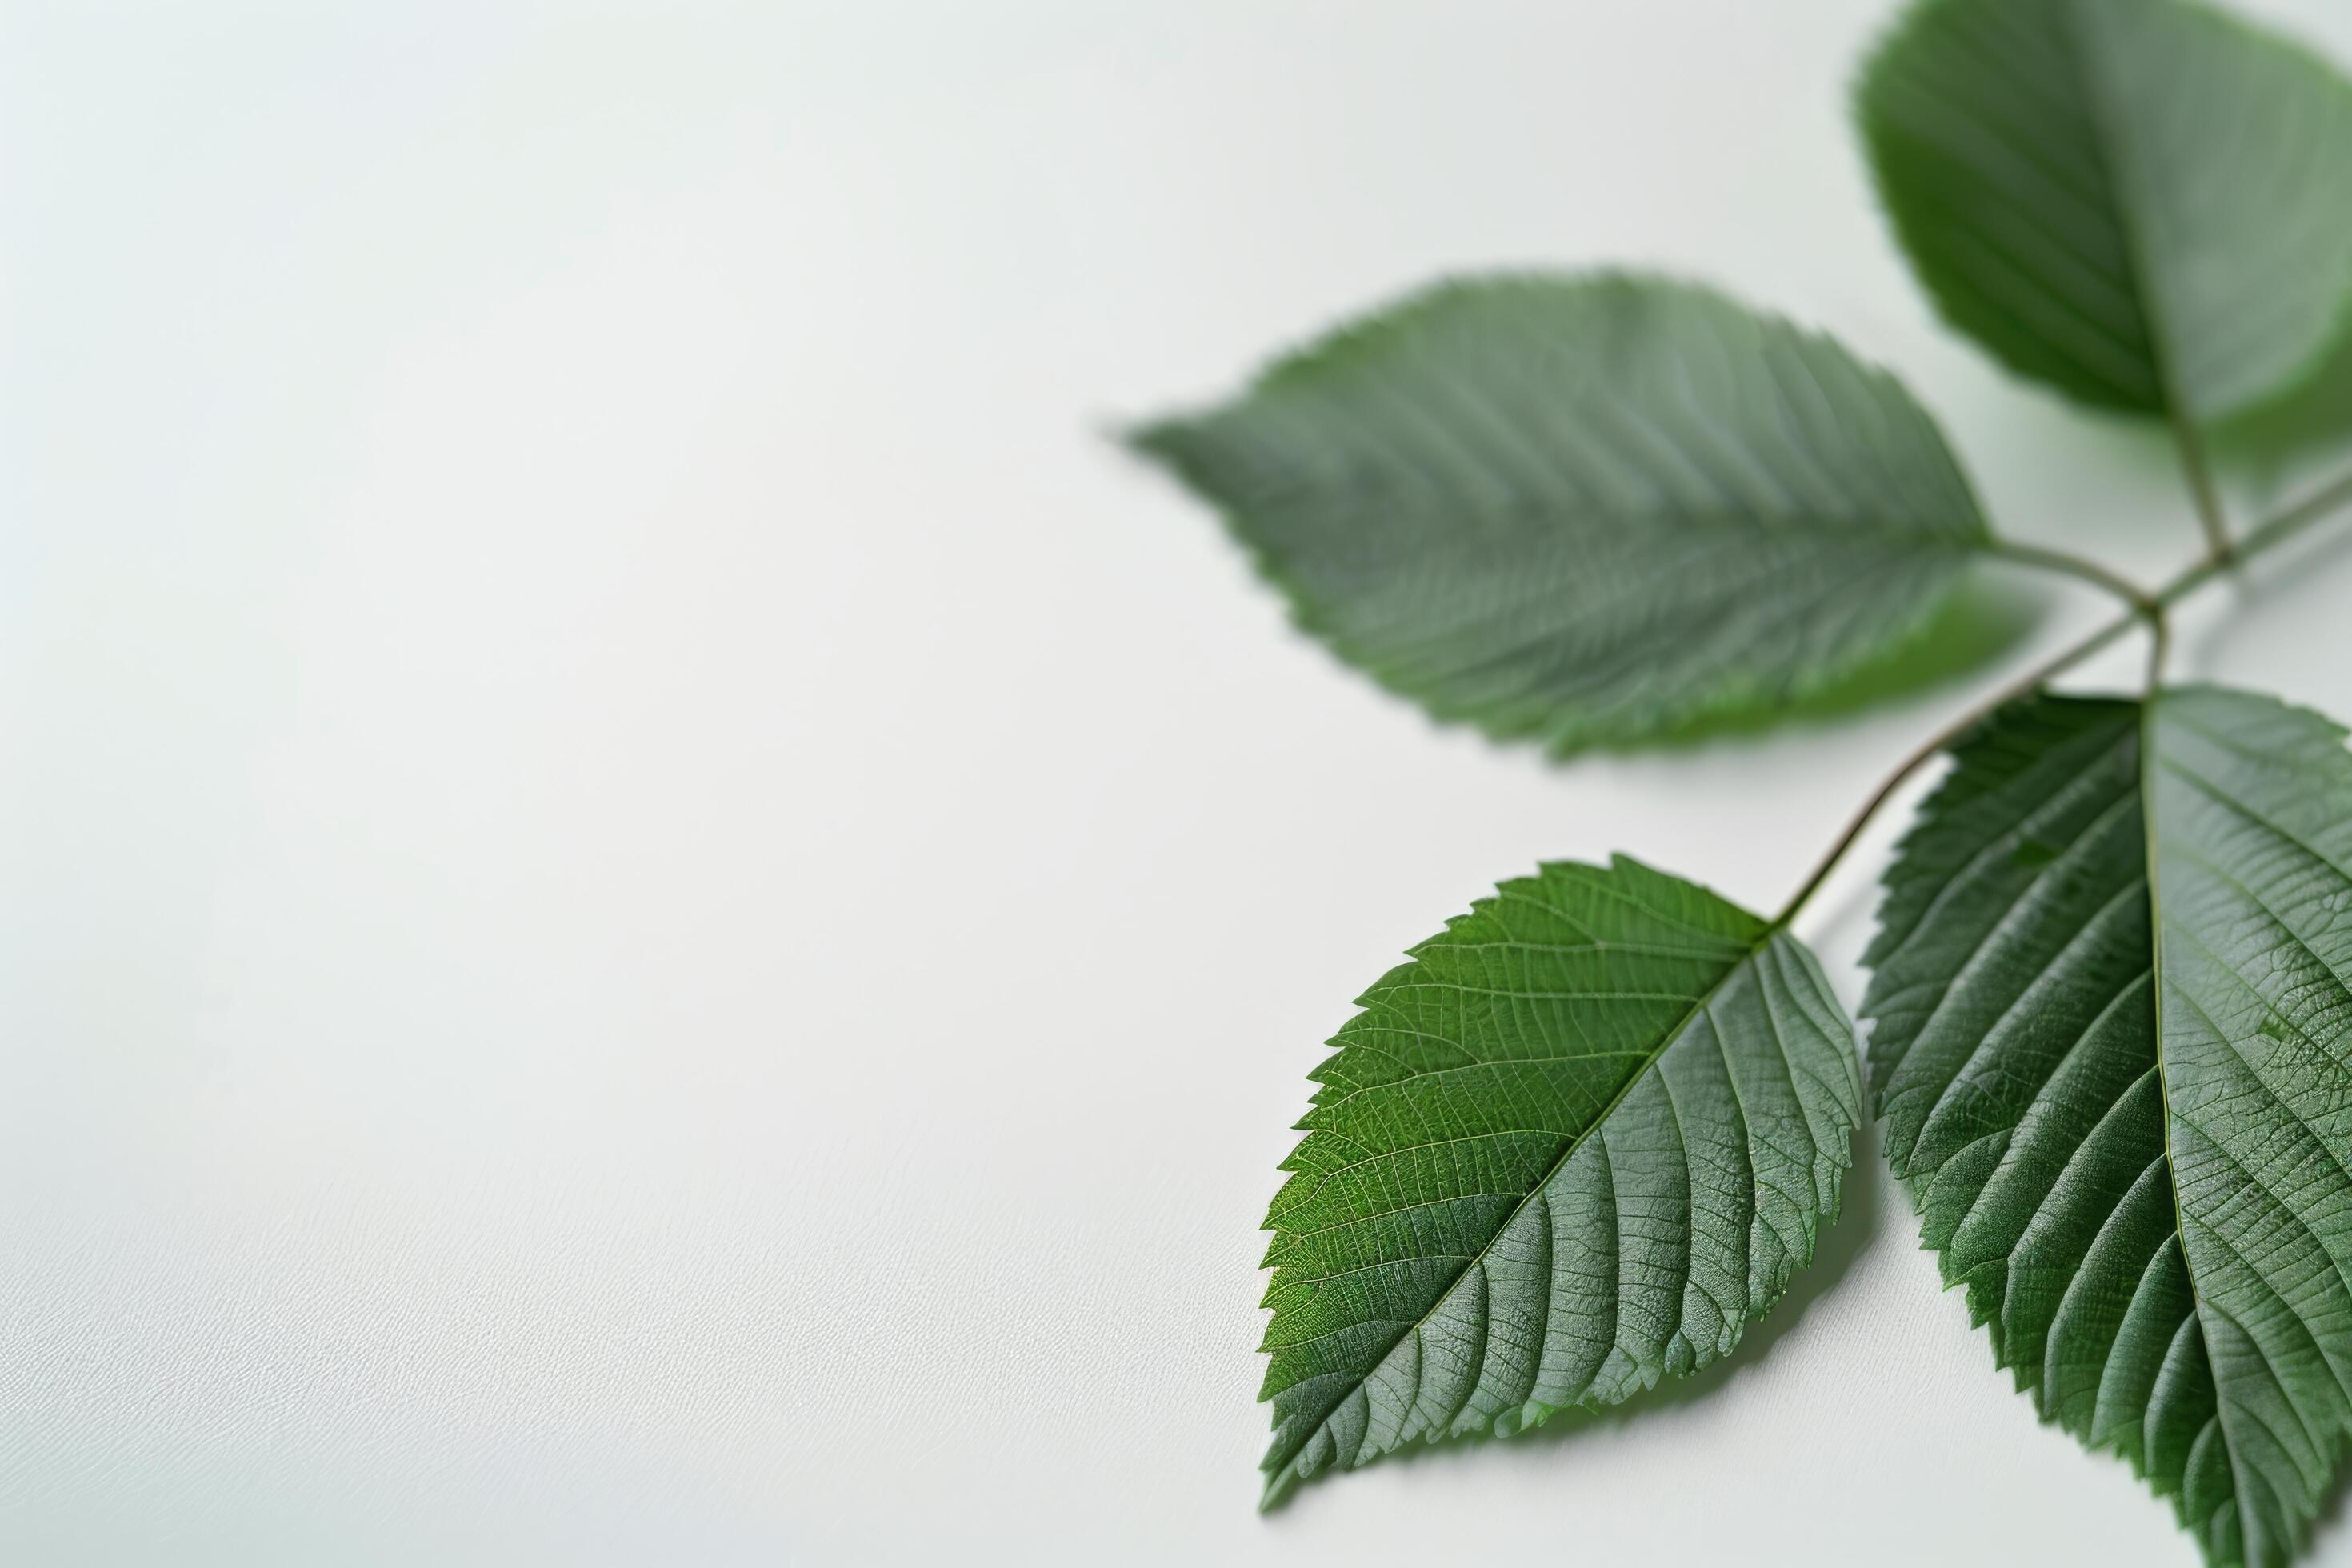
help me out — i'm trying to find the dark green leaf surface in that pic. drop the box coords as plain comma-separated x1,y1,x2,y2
1858,0,2352,422
1260,856,1860,1506
1865,687,2352,1567
1132,275,1995,753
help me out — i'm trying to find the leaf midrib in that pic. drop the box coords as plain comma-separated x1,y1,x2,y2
2056,0,2197,423
2139,694,2256,1558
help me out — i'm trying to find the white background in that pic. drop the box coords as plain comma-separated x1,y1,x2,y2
8,1,2352,1562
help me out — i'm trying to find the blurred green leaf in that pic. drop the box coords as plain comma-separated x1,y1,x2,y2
1132,274,2002,754
1858,0,2352,425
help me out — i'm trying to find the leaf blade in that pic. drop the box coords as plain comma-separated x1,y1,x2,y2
1858,0,2352,424
1864,686,2352,1567
1261,855,1861,1506
1132,274,1996,753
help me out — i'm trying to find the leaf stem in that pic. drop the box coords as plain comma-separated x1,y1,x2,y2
1986,539,2159,616
1769,614,2138,928
2143,605,2171,694
2158,462,2352,608
1771,466,2352,929
2169,410,2234,564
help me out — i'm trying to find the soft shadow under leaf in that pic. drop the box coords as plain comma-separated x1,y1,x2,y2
1626,574,2044,753
2210,318,2352,490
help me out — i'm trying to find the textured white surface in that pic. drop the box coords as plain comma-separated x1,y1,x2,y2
6,2,2352,1563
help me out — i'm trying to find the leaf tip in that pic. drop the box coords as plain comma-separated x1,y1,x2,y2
1257,1464,1302,1514
1108,412,1190,468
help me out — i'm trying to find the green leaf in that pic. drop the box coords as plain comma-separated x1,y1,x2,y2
1858,0,2352,424
1863,686,2352,1568
1260,855,1861,1507
1130,274,1998,754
